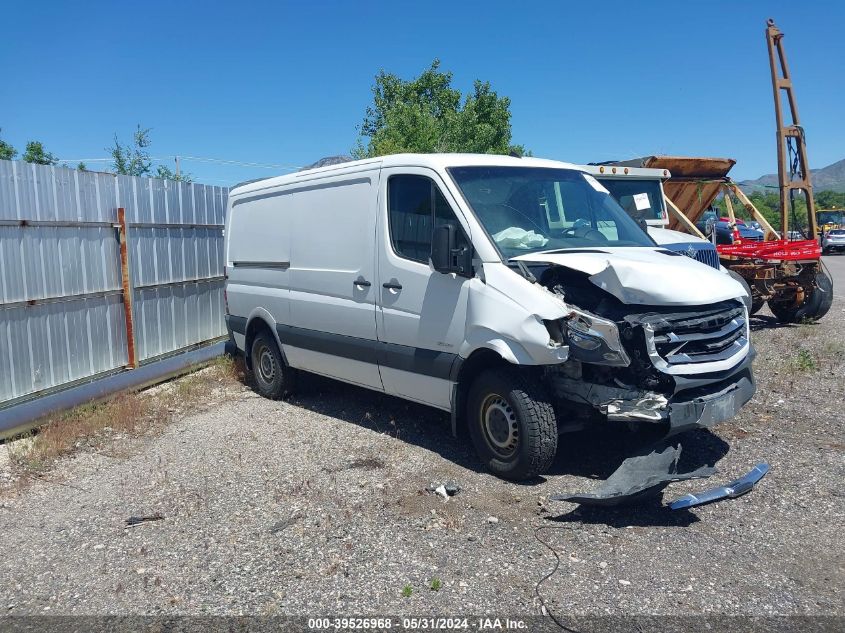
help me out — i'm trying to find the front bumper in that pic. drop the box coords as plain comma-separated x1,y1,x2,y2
548,346,757,435
666,370,755,436
665,345,756,435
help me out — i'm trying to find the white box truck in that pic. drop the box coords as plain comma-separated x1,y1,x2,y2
224,154,755,480
582,163,754,310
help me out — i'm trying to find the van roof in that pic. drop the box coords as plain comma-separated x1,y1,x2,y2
229,153,583,198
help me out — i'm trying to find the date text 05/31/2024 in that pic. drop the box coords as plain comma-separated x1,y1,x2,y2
307,618,528,630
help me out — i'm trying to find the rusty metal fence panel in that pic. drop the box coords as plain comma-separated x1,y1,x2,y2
0,159,227,406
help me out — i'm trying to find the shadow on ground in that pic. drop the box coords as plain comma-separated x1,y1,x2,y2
246,371,730,521
547,497,701,528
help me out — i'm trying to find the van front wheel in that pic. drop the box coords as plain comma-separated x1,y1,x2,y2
250,330,294,399
466,368,557,481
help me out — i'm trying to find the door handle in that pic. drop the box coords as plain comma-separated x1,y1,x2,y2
382,282,403,290
354,279,371,287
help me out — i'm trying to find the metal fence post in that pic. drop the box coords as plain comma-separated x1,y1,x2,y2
117,207,137,368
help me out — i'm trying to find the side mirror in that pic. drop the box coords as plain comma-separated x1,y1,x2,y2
432,224,472,277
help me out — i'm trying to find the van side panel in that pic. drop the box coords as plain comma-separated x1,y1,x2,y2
285,172,383,389
226,195,292,349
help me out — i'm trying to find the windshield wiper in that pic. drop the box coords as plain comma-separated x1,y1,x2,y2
508,259,536,283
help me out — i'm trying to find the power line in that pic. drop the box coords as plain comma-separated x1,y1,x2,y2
57,155,303,171
57,158,113,163
178,155,303,170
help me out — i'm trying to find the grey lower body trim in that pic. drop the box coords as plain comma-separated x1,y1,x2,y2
226,314,247,335
0,342,225,439
231,261,290,270
275,324,459,381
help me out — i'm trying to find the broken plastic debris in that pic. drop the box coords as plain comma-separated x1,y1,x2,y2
550,444,715,507
269,513,302,534
603,392,669,422
426,482,461,498
669,463,769,510
125,514,164,527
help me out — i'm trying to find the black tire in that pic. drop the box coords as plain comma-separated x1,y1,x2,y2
809,271,834,320
466,368,557,481
727,269,752,313
768,271,834,323
250,329,295,399
750,297,765,315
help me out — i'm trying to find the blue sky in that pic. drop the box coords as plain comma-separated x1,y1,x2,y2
1,0,843,186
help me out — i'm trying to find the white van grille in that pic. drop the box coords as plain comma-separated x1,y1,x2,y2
641,303,748,374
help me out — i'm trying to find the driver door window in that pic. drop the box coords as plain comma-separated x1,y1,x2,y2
388,175,468,263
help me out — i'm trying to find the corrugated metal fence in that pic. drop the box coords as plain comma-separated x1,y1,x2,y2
0,159,228,407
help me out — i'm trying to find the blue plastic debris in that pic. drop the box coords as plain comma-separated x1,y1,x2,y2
669,463,770,510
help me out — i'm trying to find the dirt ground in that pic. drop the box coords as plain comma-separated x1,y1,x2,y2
0,257,843,623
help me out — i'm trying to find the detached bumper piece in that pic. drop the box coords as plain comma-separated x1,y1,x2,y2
550,445,715,507
669,463,770,510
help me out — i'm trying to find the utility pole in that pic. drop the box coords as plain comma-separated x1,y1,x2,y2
766,18,817,238
175,155,181,179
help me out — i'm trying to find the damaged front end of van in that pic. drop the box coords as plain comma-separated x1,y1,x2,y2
472,250,756,503
512,249,756,440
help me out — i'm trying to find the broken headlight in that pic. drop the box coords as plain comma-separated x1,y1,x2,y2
561,308,630,367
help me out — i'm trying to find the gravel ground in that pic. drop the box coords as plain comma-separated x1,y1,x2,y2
0,257,843,620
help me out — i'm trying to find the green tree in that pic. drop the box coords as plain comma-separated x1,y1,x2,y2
354,59,525,158
155,164,192,183
108,125,152,176
718,188,830,232
22,140,57,165
77,162,87,171
0,128,16,160
108,126,190,182
816,190,845,209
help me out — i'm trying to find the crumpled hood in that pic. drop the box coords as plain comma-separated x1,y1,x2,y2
512,247,745,306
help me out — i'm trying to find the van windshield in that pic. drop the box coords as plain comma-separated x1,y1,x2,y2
448,166,654,259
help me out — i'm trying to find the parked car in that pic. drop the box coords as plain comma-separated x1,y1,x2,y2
225,154,755,481
696,211,765,244
822,229,845,253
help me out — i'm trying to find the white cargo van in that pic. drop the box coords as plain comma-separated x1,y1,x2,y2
224,154,755,480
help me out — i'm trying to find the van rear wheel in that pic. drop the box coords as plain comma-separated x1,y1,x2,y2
466,368,557,481
250,330,294,399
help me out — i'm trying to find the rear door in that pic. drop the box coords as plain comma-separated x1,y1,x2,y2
375,168,472,409
285,171,383,390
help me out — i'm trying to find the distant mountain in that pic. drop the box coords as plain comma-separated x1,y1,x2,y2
739,158,845,193
300,155,354,171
